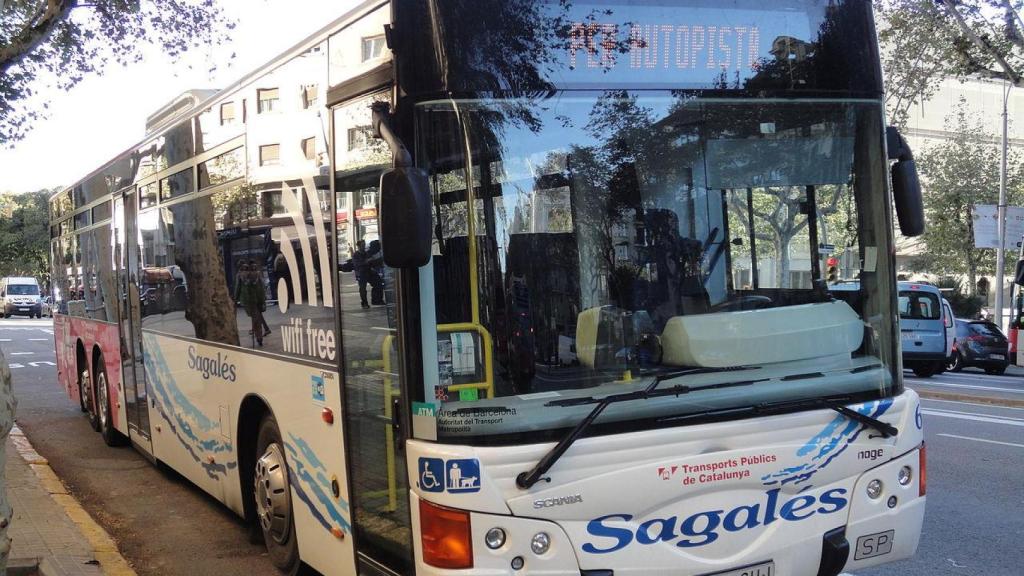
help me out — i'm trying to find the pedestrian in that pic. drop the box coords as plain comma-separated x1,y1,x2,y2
249,259,272,337
367,239,385,305
234,262,268,346
352,240,371,309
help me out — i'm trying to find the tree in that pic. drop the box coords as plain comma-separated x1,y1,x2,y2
0,190,51,281
877,0,1024,126
0,0,234,146
911,99,1024,292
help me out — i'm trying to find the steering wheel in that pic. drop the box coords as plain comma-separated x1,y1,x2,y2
710,294,773,312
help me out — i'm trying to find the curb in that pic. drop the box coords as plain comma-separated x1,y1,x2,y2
9,427,137,576
915,389,1024,408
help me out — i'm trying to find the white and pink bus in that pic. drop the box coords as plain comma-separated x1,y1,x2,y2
49,1,927,574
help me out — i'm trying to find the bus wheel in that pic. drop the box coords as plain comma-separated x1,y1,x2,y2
95,367,128,447
254,415,301,574
80,369,100,431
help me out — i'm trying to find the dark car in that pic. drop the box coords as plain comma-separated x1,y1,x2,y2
947,319,1009,375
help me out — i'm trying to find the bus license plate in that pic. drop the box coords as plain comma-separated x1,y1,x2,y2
703,561,774,576
855,530,894,560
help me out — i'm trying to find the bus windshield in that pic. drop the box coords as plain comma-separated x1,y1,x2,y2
415,94,899,443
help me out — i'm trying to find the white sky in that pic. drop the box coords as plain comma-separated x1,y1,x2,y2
0,0,360,194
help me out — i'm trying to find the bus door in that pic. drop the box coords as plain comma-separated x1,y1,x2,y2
332,90,415,575
115,189,153,452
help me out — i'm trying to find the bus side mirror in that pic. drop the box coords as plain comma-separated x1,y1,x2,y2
371,102,432,268
887,127,925,237
380,167,432,268
1015,259,1024,286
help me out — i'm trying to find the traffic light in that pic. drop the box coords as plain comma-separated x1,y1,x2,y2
826,257,839,283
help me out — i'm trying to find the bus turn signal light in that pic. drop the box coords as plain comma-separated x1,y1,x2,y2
919,443,927,496
420,499,473,569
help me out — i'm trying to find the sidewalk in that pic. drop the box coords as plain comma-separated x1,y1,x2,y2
5,427,136,576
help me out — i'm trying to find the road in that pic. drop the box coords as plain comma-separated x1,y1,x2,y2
852,369,1024,576
3,318,273,576
4,318,1022,575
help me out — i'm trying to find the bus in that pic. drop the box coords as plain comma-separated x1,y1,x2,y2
48,1,928,575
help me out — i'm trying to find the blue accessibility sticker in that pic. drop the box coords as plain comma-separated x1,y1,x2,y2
418,457,445,493
446,459,481,493
417,457,481,494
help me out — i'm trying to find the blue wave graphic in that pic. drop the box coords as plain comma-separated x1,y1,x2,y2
285,433,351,536
761,398,893,488
143,334,237,479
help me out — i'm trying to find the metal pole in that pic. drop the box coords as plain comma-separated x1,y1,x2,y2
996,80,1012,329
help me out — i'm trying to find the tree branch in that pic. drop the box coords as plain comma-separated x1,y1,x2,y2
938,0,1023,85
0,0,75,76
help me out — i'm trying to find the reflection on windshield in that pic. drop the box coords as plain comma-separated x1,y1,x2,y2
416,95,897,441
7,285,39,296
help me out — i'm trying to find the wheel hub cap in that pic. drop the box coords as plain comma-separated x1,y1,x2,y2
254,444,291,544
97,373,108,427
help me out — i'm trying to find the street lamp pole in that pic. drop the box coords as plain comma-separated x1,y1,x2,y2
996,80,1011,329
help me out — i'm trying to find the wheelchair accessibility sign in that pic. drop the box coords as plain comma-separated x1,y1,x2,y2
418,457,481,494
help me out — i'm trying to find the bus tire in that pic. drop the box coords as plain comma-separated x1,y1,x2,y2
254,415,301,574
80,369,100,431
95,364,128,447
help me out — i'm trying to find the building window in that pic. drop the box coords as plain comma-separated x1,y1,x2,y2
348,126,373,151
160,168,194,200
259,144,280,166
220,101,236,125
302,84,318,109
257,88,279,113
301,137,316,161
361,35,386,62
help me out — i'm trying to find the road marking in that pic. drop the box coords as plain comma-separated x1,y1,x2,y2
0,339,9,342
913,381,1024,394
9,351,33,355
930,371,1020,384
28,361,55,367
937,433,1024,449
29,338,48,341
924,398,1024,411
7,363,22,369
922,408,1024,427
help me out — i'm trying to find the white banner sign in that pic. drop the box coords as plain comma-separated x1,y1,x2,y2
972,204,1024,249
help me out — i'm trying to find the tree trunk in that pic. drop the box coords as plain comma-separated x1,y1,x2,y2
0,347,17,572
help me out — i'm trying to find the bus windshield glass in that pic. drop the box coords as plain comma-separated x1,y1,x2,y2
415,94,899,443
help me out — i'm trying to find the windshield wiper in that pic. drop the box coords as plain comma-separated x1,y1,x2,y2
515,367,760,489
753,396,898,438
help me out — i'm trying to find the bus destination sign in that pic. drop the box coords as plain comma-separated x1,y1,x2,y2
546,2,819,88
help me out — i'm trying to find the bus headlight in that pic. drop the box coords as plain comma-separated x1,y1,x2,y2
485,527,506,550
866,479,883,499
898,465,912,486
530,532,551,555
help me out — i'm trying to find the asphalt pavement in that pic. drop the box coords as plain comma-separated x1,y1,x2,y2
4,316,1022,576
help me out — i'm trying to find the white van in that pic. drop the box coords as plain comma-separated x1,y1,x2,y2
0,277,43,318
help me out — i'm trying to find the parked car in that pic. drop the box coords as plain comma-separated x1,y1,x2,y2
40,296,53,318
947,319,1010,375
898,282,949,378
